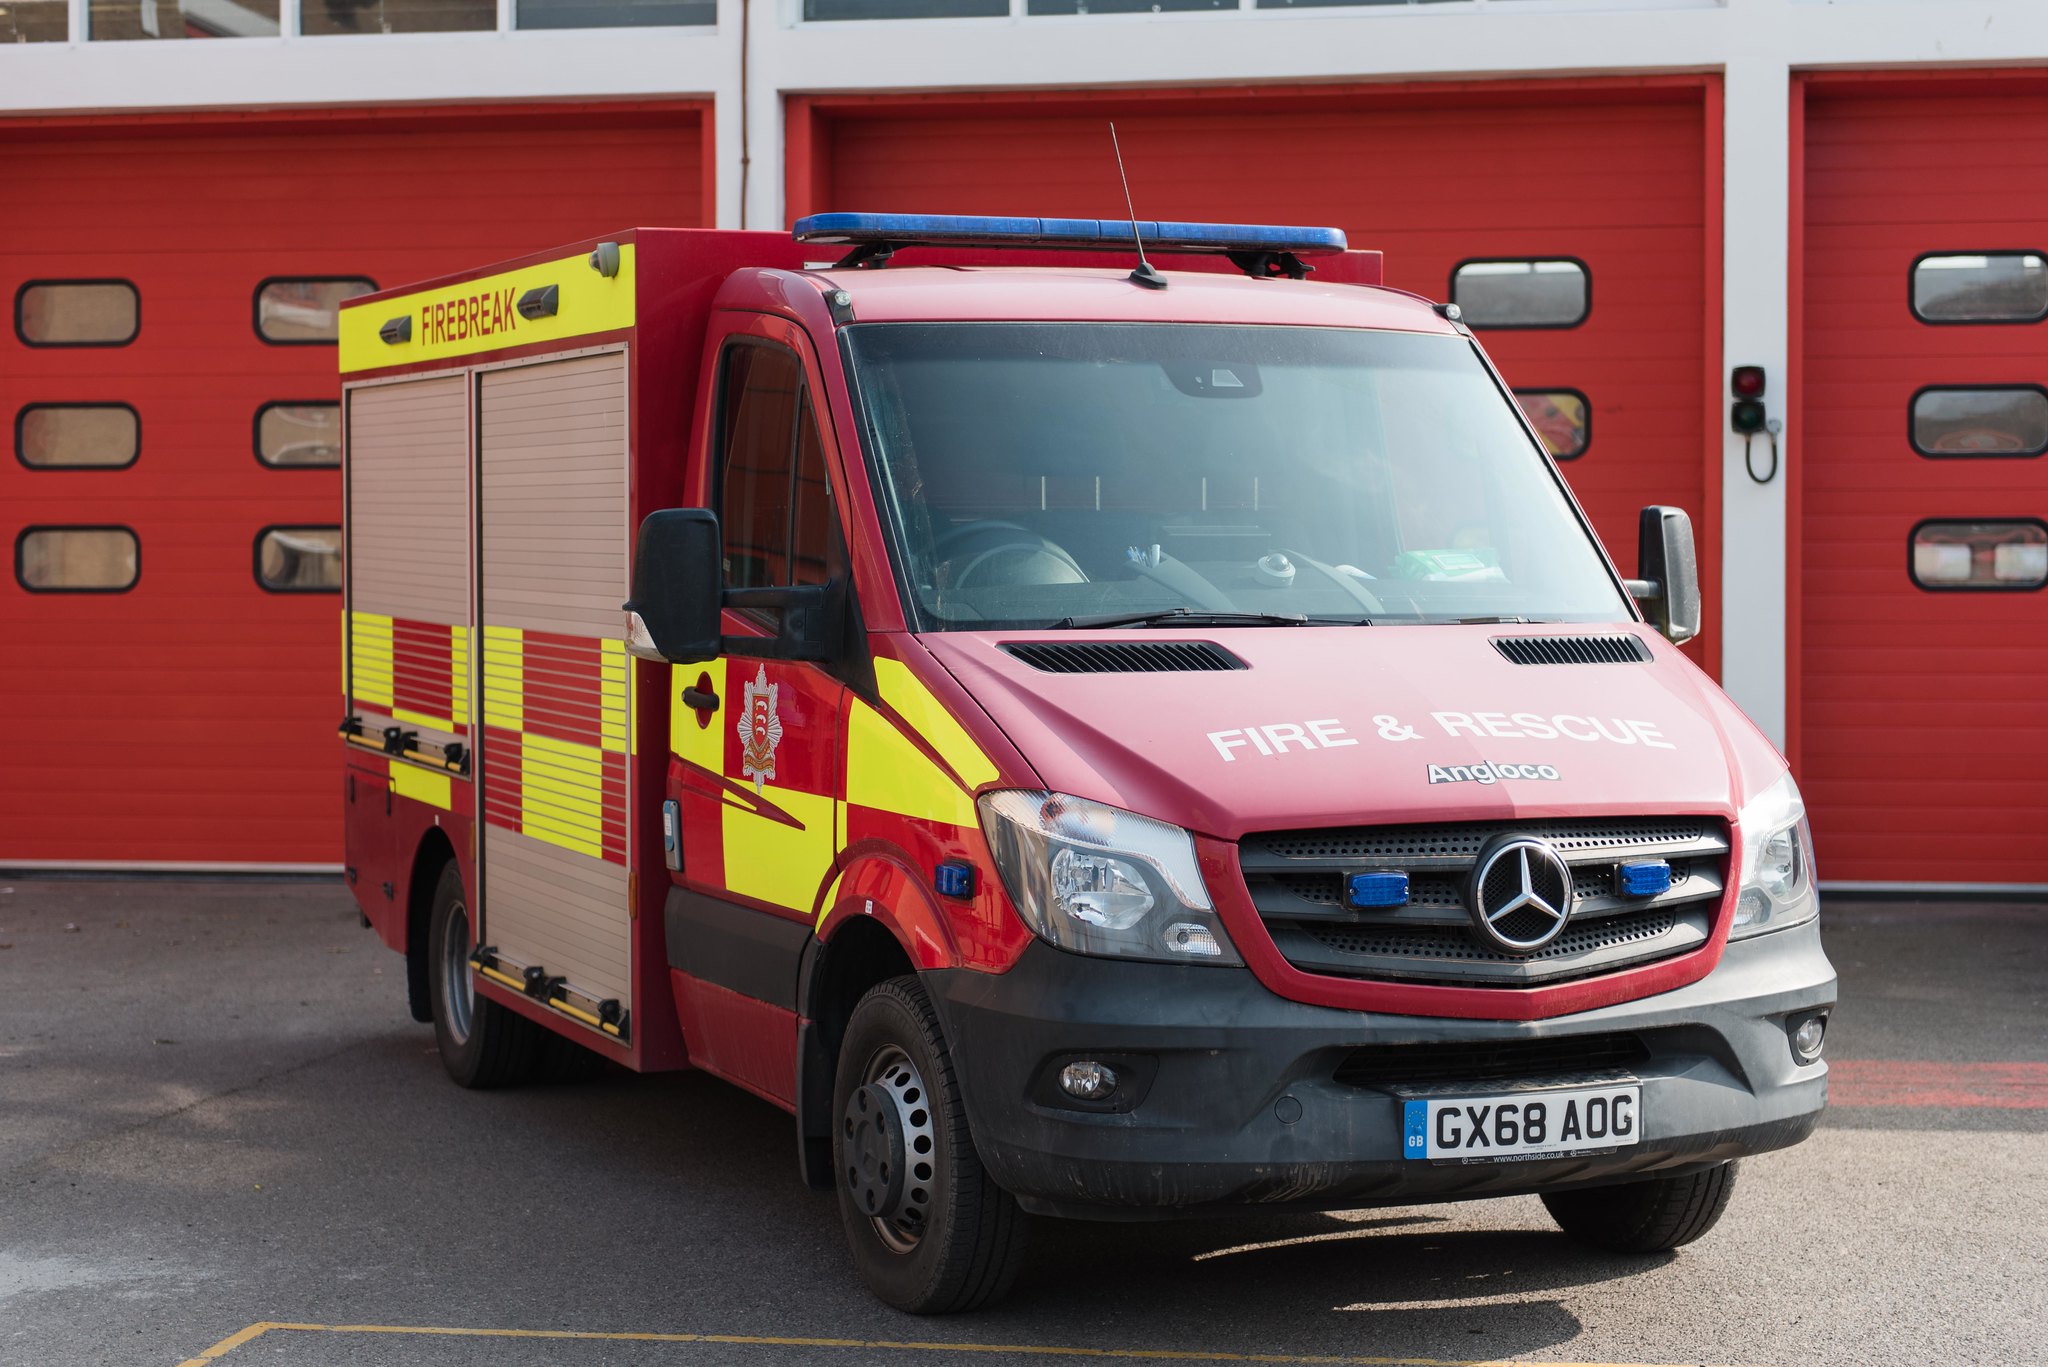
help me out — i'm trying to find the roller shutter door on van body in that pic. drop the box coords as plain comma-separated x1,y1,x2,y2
1799,77,2048,887
793,81,1719,673
0,105,705,866
475,352,636,1019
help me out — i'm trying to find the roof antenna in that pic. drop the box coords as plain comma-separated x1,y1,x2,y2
1110,123,1167,291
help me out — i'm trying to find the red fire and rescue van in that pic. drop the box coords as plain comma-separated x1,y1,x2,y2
338,217,1835,1313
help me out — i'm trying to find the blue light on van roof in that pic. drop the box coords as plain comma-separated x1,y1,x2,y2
792,213,1347,257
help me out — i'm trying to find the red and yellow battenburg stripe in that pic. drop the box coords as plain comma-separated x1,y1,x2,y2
671,654,997,923
347,610,472,737
347,609,472,812
480,626,630,863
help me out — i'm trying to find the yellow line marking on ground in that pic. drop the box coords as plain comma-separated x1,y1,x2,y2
172,1320,1755,1367
173,1321,321,1364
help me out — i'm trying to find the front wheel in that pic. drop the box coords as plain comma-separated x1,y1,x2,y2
425,861,540,1089
1541,1161,1738,1253
832,977,1029,1313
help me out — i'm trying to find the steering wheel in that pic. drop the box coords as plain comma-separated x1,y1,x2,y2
933,520,1036,556
934,519,1089,590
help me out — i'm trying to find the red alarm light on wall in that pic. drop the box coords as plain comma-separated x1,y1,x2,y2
1731,365,1767,434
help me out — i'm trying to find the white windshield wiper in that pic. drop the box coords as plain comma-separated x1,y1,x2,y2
1050,607,1350,630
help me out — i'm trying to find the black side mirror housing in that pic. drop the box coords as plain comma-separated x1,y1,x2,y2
1624,505,1702,645
625,509,724,664
723,582,842,662
624,508,842,665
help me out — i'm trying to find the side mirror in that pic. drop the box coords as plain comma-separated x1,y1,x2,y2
624,508,844,665
1625,505,1701,645
625,509,724,664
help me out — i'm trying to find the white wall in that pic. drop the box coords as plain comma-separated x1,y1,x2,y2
10,0,2048,744
16,0,2048,120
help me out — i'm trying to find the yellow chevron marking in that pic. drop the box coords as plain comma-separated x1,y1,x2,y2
846,696,977,828
874,657,998,791
723,782,836,915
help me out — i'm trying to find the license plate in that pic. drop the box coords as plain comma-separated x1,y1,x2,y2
1402,1084,1641,1161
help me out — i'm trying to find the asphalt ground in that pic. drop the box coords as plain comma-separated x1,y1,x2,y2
1,879,2042,1367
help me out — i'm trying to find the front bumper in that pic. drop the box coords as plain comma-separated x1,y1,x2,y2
925,922,1834,1220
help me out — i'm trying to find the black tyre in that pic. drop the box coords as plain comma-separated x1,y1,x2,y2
425,861,541,1089
832,977,1029,1314
1541,1161,1738,1253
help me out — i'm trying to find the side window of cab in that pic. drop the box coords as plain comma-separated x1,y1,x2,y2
717,340,832,625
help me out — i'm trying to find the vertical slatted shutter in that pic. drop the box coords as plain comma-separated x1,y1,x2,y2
0,106,704,866
476,352,633,1010
1801,84,2048,883
345,375,472,752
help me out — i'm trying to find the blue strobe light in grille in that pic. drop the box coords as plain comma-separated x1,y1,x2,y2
1617,860,1673,898
1347,871,1411,909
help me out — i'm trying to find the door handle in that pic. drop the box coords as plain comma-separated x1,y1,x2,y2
683,685,720,712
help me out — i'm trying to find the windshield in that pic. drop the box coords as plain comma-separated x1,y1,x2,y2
843,323,1632,630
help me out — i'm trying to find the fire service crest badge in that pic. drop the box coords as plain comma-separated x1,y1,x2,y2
738,664,783,792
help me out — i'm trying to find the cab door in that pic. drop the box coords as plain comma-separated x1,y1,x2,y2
666,317,854,1104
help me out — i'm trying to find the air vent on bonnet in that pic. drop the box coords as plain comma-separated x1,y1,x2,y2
1003,641,1246,674
1492,634,1652,665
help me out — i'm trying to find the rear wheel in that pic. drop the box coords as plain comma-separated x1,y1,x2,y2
425,861,540,1089
833,977,1029,1313
1541,1161,1738,1253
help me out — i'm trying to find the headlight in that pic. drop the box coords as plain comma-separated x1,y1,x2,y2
1730,772,1819,940
977,790,1242,966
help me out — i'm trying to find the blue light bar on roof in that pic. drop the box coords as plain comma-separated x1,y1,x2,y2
792,212,1347,257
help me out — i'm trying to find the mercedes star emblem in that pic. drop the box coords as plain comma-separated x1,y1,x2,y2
1467,836,1576,953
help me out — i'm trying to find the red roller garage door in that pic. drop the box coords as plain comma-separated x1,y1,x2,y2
789,79,1721,675
1798,74,2048,886
0,103,708,867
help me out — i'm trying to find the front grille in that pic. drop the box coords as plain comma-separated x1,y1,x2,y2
1240,816,1729,988
1333,1033,1651,1088
1251,817,1715,864
1002,640,1244,674
1302,908,1679,963
1269,860,1686,911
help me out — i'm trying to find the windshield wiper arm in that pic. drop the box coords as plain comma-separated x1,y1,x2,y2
1448,616,1579,625
1051,607,1324,630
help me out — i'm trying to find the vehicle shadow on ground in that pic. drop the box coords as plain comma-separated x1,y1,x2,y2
1002,1219,1665,1357
429,1037,1677,1361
